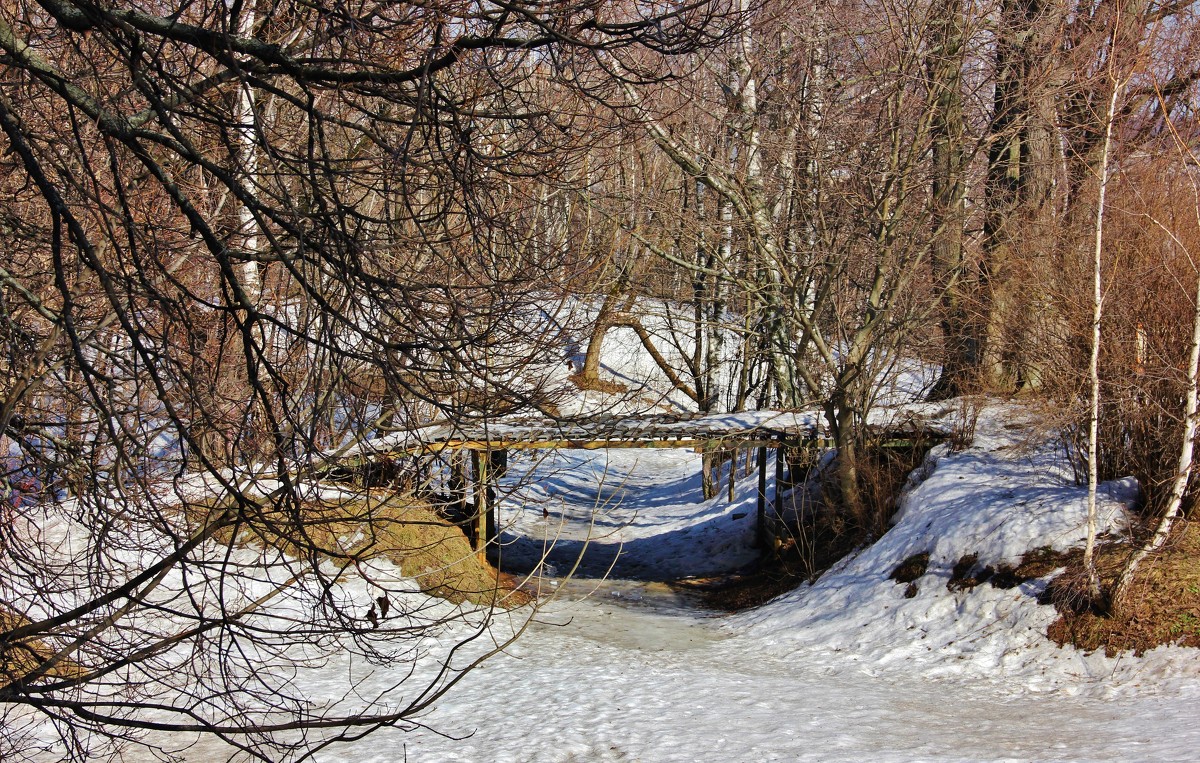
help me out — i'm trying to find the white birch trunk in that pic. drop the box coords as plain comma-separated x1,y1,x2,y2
1083,79,1120,600
233,3,261,305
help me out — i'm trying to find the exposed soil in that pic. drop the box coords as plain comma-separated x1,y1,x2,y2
890,552,930,598
935,546,1078,594
1048,520,1200,656
671,563,803,611
891,552,930,584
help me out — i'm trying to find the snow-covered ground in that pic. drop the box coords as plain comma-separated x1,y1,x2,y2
166,401,1200,762
27,312,1200,762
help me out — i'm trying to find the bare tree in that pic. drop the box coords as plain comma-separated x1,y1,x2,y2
604,0,961,522
0,1,729,759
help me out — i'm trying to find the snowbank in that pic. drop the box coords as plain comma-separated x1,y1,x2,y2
733,404,1200,698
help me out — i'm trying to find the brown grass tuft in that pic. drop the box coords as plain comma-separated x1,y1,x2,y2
1048,521,1200,656
890,552,930,584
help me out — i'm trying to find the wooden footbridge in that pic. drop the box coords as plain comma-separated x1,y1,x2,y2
334,408,950,560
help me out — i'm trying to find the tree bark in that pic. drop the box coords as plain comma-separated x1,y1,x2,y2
1084,72,1121,602
980,0,1065,392
926,0,972,399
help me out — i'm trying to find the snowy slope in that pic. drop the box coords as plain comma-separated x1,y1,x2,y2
730,404,1184,695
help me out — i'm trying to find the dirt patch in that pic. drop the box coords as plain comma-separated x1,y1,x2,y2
941,547,1078,594
673,564,801,611
891,552,930,584
947,553,992,591
672,517,866,611
996,546,1075,588
1048,521,1200,656
672,566,801,611
889,552,930,598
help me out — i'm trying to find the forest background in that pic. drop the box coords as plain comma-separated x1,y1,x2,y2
0,0,1198,760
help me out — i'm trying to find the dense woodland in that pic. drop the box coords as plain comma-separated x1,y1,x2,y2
0,0,1198,759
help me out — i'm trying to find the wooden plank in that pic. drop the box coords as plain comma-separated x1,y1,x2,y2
334,411,954,472
370,437,806,458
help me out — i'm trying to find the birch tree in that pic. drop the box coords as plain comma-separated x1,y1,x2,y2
1084,44,1124,602
1109,112,1200,611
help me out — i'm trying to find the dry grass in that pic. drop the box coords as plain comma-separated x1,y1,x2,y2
1048,520,1200,656
191,491,531,608
0,607,86,690
567,371,628,394
890,553,931,598
891,552,930,584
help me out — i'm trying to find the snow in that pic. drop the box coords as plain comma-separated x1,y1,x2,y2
730,405,1148,693
141,400,1200,762
493,447,763,580
20,309,1200,762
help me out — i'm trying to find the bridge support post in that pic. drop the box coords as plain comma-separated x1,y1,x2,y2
486,449,506,552
773,445,785,552
755,445,768,549
727,447,736,503
469,448,505,564
471,450,489,562
449,449,468,525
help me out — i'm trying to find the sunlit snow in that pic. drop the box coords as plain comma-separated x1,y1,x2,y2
158,402,1200,762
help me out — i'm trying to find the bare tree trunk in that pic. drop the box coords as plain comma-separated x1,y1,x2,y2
577,262,635,390
578,292,621,387
829,397,864,524
980,0,1064,392
1083,74,1121,603
926,0,972,400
